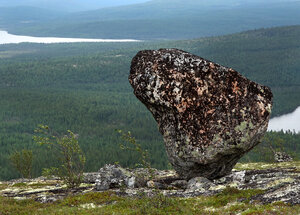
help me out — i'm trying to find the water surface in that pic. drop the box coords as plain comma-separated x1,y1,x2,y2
268,106,300,133
0,30,139,44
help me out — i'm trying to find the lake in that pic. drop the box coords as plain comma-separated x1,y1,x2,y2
0,30,139,44
268,106,300,133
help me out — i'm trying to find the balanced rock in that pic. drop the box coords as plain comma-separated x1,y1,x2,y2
129,49,273,180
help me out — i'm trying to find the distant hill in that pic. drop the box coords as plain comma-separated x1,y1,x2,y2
0,6,65,29
4,0,300,39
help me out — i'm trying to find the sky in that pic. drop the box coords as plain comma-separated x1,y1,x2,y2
0,0,150,12
0,0,297,12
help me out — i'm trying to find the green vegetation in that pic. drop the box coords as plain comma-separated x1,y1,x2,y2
242,131,300,163
11,182,27,187
118,130,155,179
118,130,151,170
234,161,300,171
34,125,86,189
0,26,300,180
0,189,299,215
9,149,33,178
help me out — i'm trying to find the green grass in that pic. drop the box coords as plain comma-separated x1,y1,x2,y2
11,183,27,188
10,182,58,188
27,182,58,188
234,161,300,171
0,188,299,215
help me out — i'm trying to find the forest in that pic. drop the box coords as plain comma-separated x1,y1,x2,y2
0,25,299,180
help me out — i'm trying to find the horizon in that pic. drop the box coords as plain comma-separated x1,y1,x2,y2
0,0,298,12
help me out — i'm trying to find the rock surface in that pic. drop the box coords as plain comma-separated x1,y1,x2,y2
94,164,134,191
274,151,293,163
129,48,273,179
1,162,300,205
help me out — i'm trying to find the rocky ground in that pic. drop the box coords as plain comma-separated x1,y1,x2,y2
0,162,299,206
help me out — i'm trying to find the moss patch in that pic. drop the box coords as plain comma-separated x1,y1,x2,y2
234,161,300,171
12,183,27,188
0,184,8,190
0,189,299,215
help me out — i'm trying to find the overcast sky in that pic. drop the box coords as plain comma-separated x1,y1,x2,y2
0,0,150,12
0,0,297,12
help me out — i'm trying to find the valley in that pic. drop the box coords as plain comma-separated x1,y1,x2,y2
0,26,300,180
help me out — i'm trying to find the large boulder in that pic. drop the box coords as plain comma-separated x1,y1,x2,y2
129,48,273,180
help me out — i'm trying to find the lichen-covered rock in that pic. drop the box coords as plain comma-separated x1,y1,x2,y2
87,165,177,191
274,151,293,163
0,178,94,203
83,172,100,183
186,177,213,191
95,164,136,191
170,180,188,189
1,162,300,205
129,48,273,179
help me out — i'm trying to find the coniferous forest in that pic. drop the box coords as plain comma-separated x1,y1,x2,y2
0,26,300,180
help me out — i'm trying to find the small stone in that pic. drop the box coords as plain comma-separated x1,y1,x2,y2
187,177,214,191
127,177,136,188
80,203,97,209
274,152,293,163
95,179,110,191
35,195,59,203
231,170,246,183
129,48,273,179
146,180,166,189
95,164,134,191
147,180,155,188
170,180,188,189
83,172,100,183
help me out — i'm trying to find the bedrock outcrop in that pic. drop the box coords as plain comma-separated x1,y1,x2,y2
129,49,273,179
2,163,299,205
